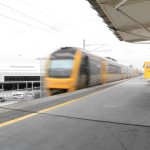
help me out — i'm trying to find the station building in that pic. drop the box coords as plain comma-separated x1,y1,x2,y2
0,59,45,91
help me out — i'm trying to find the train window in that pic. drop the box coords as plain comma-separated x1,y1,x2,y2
50,59,73,69
51,48,76,59
107,64,121,73
49,59,73,78
117,66,121,73
52,53,74,58
89,59,99,74
146,64,150,68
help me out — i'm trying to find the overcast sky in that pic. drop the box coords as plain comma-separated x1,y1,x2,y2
0,0,150,70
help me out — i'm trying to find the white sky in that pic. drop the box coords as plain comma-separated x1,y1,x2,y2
0,0,150,70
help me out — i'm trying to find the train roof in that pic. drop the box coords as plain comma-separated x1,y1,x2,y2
51,47,139,70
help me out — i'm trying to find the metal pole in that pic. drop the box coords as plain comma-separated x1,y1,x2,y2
83,39,85,50
40,59,42,98
32,82,33,91
26,82,27,100
115,0,128,10
37,57,46,98
2,83,3,91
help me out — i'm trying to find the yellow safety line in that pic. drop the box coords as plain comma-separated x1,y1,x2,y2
0,113,37,127
38,98,81,113
0,81,124,128
0,97,84,128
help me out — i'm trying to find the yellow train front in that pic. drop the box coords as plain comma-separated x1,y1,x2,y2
144,62,150,79
45,47,139,95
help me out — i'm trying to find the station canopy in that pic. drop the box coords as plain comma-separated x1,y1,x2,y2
87,0,150,43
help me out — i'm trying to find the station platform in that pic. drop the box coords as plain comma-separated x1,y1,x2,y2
0,76,150,150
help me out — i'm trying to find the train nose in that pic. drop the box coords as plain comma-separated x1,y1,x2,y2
50,89,68,95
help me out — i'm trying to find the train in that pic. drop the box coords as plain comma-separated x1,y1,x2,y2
144,62,150,79
44,47,140,95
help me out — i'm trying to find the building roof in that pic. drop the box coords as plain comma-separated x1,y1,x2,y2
0,59,45,74
87,0,150,43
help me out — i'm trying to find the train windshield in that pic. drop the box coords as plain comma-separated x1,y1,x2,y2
50,59,73,69
146,64,150,69
49,59,74,78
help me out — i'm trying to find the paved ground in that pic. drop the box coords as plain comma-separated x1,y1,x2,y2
0,79,124,123
0,76,150,150
49,76,150,126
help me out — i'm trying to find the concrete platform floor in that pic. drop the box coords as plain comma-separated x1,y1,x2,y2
0,76,150,150
49,76,150,126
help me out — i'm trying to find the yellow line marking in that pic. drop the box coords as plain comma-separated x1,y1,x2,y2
0,97,83,128
0,113,37,127
0,81,125,128
38,98,81,113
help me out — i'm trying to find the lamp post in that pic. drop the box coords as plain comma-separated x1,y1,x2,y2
37,57,46,98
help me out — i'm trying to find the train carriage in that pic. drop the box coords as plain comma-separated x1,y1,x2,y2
45,47,139,95
144,62,150,79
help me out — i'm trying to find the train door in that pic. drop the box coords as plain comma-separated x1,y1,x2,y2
84,55,90,86
101,60,107,84
77,55,90,89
